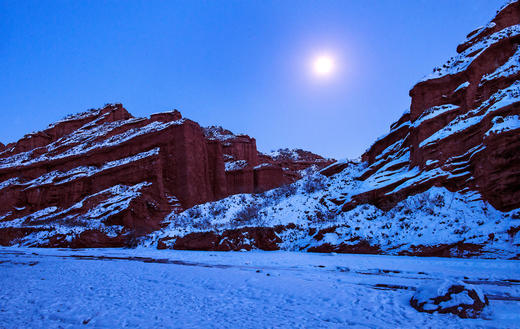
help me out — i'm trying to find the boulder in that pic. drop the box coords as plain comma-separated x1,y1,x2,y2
410,280,489,318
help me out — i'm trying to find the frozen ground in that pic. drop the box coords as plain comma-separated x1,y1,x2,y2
0,248,519,329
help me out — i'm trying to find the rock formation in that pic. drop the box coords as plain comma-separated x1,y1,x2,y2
0,105,331,246
151,1,520,258
340,0,520,212
1,1,518,254
410,280,489,318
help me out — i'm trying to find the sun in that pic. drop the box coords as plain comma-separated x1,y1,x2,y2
313,55,334,76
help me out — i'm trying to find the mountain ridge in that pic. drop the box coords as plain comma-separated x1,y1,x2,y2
0,1,519,258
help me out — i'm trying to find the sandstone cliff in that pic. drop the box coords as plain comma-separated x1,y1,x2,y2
0,105,331,246
342,0,520,212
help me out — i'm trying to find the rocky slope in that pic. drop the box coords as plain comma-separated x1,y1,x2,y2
0,105,332,247
352,0,520,213
148,1,520,258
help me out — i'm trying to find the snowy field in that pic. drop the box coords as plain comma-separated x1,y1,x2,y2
0,248,519,329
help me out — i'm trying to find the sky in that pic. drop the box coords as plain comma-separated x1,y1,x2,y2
0,0,506,159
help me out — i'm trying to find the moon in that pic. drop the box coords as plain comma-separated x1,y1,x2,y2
313,55,334,76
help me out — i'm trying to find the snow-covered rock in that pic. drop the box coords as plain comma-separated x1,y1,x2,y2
411,280,489,318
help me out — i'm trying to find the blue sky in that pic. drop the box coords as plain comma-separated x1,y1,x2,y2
0,0,505,159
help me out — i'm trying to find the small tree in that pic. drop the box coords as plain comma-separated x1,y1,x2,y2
302,174,326,193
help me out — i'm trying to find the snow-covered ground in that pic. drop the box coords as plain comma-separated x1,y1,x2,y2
1,248,519,328
151,166,520,258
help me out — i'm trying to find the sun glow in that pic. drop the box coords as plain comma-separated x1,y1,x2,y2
313,55,334,76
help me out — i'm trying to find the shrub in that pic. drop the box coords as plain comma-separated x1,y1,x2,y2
192,217,212,230
169,214,189,227
235,203,261,223
273,183,298,199
207,202,225,217
185,207,202,219
301,174,327,193
313,208,337,223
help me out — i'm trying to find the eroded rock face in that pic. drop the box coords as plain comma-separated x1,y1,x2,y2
351,1,520,212
410,280,489,318
0,104,329,247
203,126,334,195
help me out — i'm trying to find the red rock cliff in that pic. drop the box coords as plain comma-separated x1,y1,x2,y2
0,105,330,246
344,1,520,212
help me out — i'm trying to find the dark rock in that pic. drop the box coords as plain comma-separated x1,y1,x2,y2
170,227,281,251
410,280,489,318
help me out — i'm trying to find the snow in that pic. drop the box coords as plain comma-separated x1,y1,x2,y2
267,148,330,163
225,160,248,172
0,178,20,191
25,148,159,189
0,182,151,245
320,157,356,172
420,80,520,148
153,158,519,258
203,126,240,141
462,20,496,46
485,115,520,137
412,104,459,127
481,45,520,83
438,291,474,309
413,280,483,311
421,24,520,82
0,148,159,191
454,82,470,93
0,248,518,328
49,108,101,127
149,109,179,116
268,148,301,160
498,0,519,13
0,117,182,169
253,163,275,170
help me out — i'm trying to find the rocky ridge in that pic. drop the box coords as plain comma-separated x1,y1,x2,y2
149,1,520,258
0,105,331,246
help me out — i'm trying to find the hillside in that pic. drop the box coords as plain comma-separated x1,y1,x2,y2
149,0,520,258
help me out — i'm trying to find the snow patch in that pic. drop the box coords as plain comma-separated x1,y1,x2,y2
481,45,520,83
420,80,520,148
421,25,520,82
454,82,470,93
225,160,248,172
485,115,520,136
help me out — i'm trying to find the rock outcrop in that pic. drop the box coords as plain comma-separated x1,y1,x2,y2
203,127,334,195
342,0,520,212
0,105,331,246
158,227,281,251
